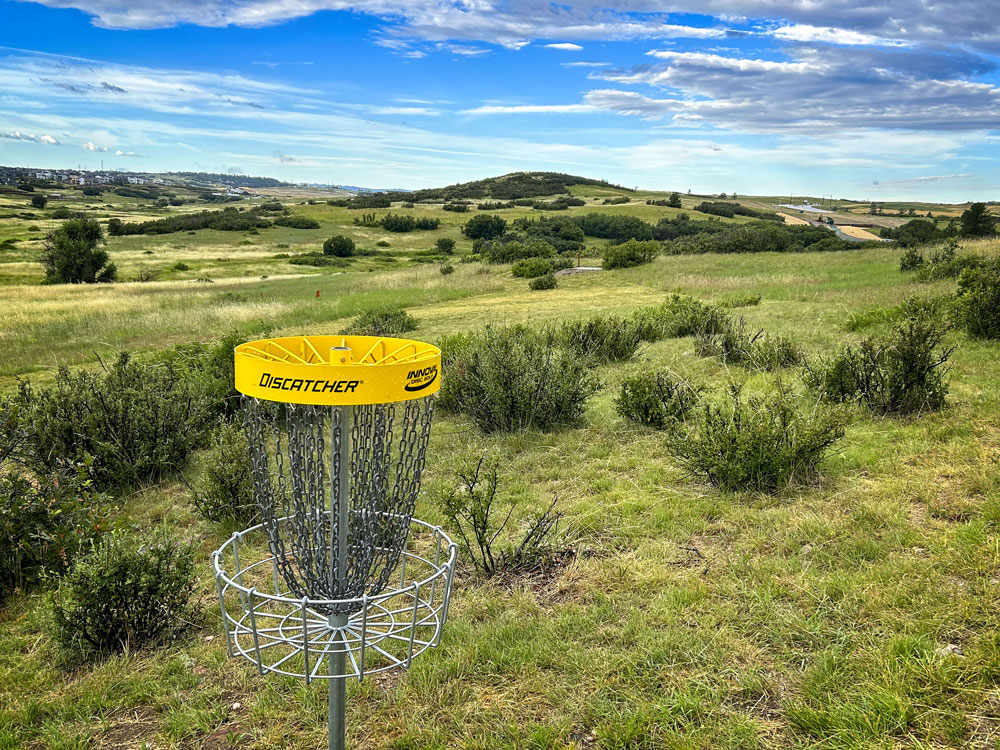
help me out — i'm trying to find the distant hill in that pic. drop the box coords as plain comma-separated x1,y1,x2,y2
386,172,627,202
162,171,292,189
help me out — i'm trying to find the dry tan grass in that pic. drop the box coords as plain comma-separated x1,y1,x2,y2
837,225,884,241
778,212,810,226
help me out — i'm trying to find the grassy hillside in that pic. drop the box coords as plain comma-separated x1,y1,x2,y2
3,233,1000,749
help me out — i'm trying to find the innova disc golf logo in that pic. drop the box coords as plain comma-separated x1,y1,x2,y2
404,364,438,392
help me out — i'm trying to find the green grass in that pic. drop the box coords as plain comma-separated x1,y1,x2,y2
2,187,1000,748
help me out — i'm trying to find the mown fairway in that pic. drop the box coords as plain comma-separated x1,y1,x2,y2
2,184,1000,749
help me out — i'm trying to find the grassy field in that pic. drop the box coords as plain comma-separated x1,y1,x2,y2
2,180,1000,749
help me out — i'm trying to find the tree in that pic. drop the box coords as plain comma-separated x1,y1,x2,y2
435,237,456,254
960,203,996,237
323,235,355,257
667,192,682,208
40,217,117,284
31,194,48,210
462,214,507,240
107,218,124,236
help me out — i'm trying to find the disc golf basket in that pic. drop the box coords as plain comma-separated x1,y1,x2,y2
212,335,457,750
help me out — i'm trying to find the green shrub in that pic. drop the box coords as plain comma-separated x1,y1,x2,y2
439,456,564,578
602,239,661,269
381,213,416,232
323,235,355,257
272,215,320,229
900,247,925,271
0,461,106,600
342,306,418,337
555,315,645,363
171,261,190,271
52,534,196,657
512,257,554,278
914,240,985,280
439,263,455,276
40,217,117,284
614,370,702,429
288,253,348,267
463,214,507,240
632,295,727,341
955,260,1000,339
529,273,557,290
844,295,951,333
696,316,803,371
481,238,556,264
435,237,456,254
438,325,599,433
192,420,256,525
805,314,953,414
667,384,846,493
376,240,390,247
16,353,215,490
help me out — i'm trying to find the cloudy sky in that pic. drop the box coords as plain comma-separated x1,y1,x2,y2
1,1,998,199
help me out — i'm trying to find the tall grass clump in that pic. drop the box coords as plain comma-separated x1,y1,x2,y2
614,370,702,429
667,384,846,493
843,296,951,333
554,315,646,363
955,260,1000,339
805,313,954,415
696,316,803,371
52,534,196,658
437,325,600,433
341,306,418,337
632,295,727,342
15,353,215,490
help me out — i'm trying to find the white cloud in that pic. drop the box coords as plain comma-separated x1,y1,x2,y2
0,130,59,144
770,24,907,47
562,61,611,67
82,141,109,151
459,103,599,115
545,43,583,51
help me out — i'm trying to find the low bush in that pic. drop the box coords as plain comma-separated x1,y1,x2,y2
602,239,660,269
614,370,702,429
555,315,645,364
438,325,599,433
52,534,196,657
272,215,320,229
0,461,106,600
632,295,728,341
529,272,557,290
381,213,416,232
667,384,846,493
512,257,554,278
913,241,985,280
192,421,256,525
288,253,348,267
480,238,556,264
844,295,952,333
900,247,925,271
323,235,355,257
439,456,565,578
439,263,455,275
342,306,418,337
696,316,803,371
15,353,215,490
718,292,761,308
435,237,456,254
955,260,1000,339
805,314,954,414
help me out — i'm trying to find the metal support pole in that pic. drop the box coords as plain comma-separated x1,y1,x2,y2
329,402,351,750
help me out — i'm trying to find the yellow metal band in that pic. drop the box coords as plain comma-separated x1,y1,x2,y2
234,335,441,406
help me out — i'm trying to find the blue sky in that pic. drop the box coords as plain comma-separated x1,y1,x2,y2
1,1,998,200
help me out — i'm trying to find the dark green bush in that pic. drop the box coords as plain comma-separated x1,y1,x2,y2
955,260,1000,339
481,238,556,264
414,217,439,230
438,325,599,433
381,213,416,232
435,237,456,254
805,314,954,414
899,247,925,271
16,353,215,490
323,235,355,257
40,217,117,284
529,272,557,290
273,215,320,229
914,241,985,280
667,384,846,493
602,239,660,269
288,253,349,267
512,257,554,278
555,315,645,364
192,420,256,525
463,214,507,240
614,370,702,429
342,306,418,337
696,316,803,371
439,263,455,275
52,534,196,657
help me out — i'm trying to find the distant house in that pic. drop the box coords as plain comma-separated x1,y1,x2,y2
127,176,146,185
